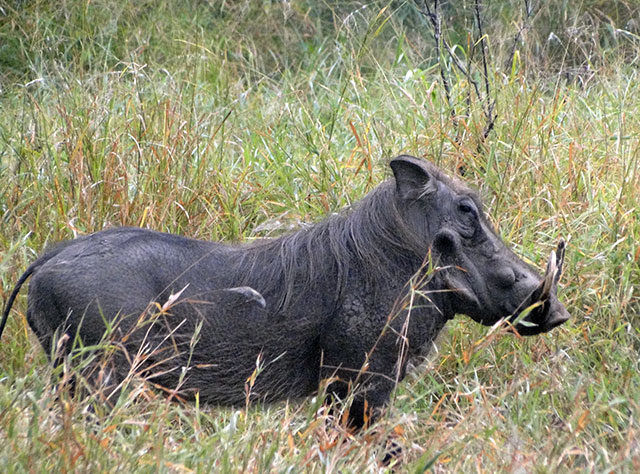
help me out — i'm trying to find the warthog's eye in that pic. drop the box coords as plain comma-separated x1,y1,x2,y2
457,199,479,238
459,203,473,214
458,200,478,218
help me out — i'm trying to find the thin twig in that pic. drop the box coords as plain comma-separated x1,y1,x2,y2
436,33,484,106
421,1,455,122
474,0,496,138
466,32,472,121
420,1,501,143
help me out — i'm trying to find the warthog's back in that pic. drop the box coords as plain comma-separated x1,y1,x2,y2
26,227,324,404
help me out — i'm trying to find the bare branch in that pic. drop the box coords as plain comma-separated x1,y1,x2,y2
420,1,455,123
422,3,484,113
419,1,505,143
474,0,496,138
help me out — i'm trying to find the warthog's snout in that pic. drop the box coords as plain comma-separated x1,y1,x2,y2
510,240,571,336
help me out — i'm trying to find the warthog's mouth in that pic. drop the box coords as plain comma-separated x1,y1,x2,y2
510,240,571,336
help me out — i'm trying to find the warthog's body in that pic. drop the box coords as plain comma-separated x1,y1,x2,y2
1,156,570,427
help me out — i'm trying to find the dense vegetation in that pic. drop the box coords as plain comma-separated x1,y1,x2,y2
1,1,638,471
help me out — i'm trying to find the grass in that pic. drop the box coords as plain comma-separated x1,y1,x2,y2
0,0,639,471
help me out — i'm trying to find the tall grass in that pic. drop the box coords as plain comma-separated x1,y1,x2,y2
1,0,639,471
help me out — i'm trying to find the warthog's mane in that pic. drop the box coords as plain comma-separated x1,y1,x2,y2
229,181,429,312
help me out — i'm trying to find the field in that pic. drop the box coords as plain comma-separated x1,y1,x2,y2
0,1,639,472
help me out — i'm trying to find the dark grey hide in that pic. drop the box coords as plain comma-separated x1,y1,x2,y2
1,155,570,428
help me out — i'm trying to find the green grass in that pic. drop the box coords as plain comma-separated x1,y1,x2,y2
1,0,639,471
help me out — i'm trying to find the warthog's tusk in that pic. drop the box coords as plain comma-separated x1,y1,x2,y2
538,239,566,302
554,239,566,284
539,250,557,301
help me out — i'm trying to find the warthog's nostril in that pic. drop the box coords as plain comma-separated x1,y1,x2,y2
434,230,458,254
543,297,571,330
495,267,516,288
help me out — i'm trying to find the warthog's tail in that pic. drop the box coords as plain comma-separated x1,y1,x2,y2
1,241,75,340
0,262,37,340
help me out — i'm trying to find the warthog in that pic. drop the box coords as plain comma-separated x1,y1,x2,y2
1,155,570,428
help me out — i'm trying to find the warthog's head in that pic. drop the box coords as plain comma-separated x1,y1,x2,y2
391,155,570,335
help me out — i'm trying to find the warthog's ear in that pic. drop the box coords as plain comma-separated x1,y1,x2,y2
390,155,436,200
